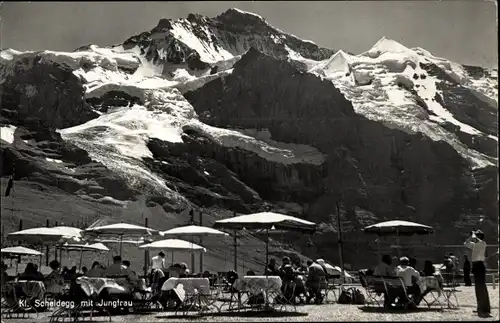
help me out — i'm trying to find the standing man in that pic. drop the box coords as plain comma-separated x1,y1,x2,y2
464,230,490,317
151,251,166,272
463,255,472,286
150,251,166,283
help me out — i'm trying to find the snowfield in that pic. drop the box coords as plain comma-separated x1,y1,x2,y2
0,125,17,144
308,37,497,169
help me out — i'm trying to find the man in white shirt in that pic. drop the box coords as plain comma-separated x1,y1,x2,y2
464,230,490,317
150,252,166,271
396,257,420,287
396,257,421,304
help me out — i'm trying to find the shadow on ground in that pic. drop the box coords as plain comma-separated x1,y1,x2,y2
156,310,308,320
358,306,444,313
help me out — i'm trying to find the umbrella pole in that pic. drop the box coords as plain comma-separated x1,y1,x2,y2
39,246,43,268
396,229,401,257
265,228,270,308
119,235,123,257
377,238,381,259
233,230,237,272
78,248,84,270
191,241,195,273
265,229,269,276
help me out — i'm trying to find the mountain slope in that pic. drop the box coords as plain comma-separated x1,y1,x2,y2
1,9,497,268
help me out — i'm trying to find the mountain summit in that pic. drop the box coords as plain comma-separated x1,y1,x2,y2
0,9,497,268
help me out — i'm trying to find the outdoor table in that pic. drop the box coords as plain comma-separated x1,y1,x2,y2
161,277,211,295
418,275,442,294
417,275,443,307
77,277,127,296
233,276,282,295
160,277,212,312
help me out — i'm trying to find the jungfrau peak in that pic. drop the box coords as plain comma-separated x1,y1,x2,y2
0,8,497,268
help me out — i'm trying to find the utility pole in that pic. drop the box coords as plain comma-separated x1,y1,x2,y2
45,219,49,266
336,201,346,284
189,209,195,271
233,212,238,272
199,210,203,273
144,217,149,278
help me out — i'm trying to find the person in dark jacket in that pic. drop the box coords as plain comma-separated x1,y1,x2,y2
422,260,436,277
18,262,44,281
463,255,472,286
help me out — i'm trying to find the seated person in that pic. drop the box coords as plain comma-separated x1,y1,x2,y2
81,266,88,276
64,266,78,281
421,260,436,277
264,258,280,276
392,257,399,270
18,262,44,281
278,257,295,282
440,255,454,285
409,257,417,270
86,262,104,277
167,263,182,278
292,259,308,274
179,263,189,278
306,260,327,304
373,255,397,277
150,267,166,295
104,256,127,278
44,260,65,294
246,270,256,276
396,257,421,306
1,261,11,286
122,260,143,292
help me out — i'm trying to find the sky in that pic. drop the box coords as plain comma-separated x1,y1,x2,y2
1,1,498,68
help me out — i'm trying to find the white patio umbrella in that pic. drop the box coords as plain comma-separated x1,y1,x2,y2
363,220,433,256
59,242,110,268
83,223,157,256
7,226,82,267
1,246,44,274
60,243,110,252
94,238,150,246
161,225,228,271
213,212,316,273
140,239,206,265
1,246,43,257
160,225,228,237
7,226,83,245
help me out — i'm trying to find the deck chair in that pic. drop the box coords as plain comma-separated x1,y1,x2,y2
213,271,247,312
1,282,37,319
438,272,460,309
174,282,213,317
49,279,111,322
359,273,384,307
324,275,339,304
381,277,418,310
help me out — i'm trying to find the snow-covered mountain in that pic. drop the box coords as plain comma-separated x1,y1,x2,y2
1,8,497,266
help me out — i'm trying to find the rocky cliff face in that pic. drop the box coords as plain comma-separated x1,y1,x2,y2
1,9,497,268
0,54,98,129
184,49,498,263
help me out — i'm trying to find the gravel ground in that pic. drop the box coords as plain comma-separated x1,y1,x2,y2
3,286,498,322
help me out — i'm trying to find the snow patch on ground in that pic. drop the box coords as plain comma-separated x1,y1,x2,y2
0,125,17,144
45,158,64,164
